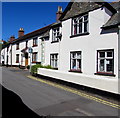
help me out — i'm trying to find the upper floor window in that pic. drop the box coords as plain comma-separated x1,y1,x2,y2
70,51,82,72
33,37,38,47
16,43,19,50
50,54,58,69
52,27,60,42
96,49,115,76
26,41,28,48
72,14,88,36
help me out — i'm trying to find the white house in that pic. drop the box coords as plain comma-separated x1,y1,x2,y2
1,1,120,94
37,2,120,94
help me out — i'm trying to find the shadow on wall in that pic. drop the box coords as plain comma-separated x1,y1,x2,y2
2,85,41,118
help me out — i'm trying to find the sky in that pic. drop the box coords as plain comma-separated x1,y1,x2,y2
2,2,69,41
2,1,114,41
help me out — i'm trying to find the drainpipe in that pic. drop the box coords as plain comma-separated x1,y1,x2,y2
118,25,120,79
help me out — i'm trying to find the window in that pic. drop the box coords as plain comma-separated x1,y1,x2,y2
52,27,60,42
72,14,88,36
26,41,28,48
33,38,38,47
50,54,58,69
70,51,82,72
32,52,37,63
97,49,114,75
16,43,19,50
16,54,19,63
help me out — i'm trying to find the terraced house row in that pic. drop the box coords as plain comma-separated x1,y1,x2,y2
1,1,120,94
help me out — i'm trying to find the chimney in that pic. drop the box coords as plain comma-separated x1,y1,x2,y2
9,35,15,42
18,28,24,37
56,6,63,22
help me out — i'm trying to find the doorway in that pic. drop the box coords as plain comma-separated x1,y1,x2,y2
25,53,28,66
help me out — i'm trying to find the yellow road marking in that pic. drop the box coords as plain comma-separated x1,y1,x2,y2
27,75,120,109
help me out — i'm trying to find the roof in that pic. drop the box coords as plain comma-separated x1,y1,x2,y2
59,1,116,21
12,24,52,44
102,2,120,28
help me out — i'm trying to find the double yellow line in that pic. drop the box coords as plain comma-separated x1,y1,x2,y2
27,75,120,109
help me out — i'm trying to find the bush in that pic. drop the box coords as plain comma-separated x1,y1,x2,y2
31,64,43,75
30,64,53,75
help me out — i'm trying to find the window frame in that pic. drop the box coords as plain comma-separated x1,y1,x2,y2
32,52,38,63
16,43,19,50
33,37,38,47
50,53,58,69
52,27,60,43
26,40,28,48
16,54,19,63
71,13,89,38
69,51,82,73
95,49,115,76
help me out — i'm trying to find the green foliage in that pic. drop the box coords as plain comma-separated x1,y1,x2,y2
30,64,53,75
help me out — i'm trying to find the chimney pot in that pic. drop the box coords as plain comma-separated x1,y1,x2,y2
56,6,63,22
9,35,15,42
18,28,24,37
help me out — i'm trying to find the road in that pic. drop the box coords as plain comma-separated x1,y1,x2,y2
1,67,119,117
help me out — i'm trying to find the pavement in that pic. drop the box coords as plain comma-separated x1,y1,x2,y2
1,66,120,117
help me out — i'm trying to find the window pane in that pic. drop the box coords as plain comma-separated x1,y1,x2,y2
99,52,105,57
107,51,113,57
77,59,81,70
72,59,76,69
79,23,82,34
106,59,113,72
99,59,105,71
55,60,57,68
77,52,81,59
84,21,88,32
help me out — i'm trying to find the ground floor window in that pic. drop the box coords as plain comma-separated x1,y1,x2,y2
97,49,114,75
16,54,19,63
32,52,38,63
50,54,58,69
70,51,82,72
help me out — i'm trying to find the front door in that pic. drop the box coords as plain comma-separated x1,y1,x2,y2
25,53,28,66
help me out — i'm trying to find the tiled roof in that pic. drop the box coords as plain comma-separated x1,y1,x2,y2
102,2,120,28
60,2,116,21
12,24,52,44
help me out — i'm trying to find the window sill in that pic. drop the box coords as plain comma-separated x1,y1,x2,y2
69,69,82,73
94,72,115,77
70,32,89,38
32,45,38,47
51,40,59,43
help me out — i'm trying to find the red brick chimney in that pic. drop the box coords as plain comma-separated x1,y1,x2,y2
9,35,15,42
18,28,24,37
56,6,63,22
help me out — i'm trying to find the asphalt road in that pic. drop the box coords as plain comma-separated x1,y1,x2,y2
1,67,119,117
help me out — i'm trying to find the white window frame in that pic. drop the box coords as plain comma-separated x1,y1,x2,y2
97,50,114,74
50,54,58,69
70,51,82,72
52,27,60,42
72,14,88,36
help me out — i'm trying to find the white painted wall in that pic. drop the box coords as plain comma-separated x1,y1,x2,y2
38,68,119,94
37,7,119,94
